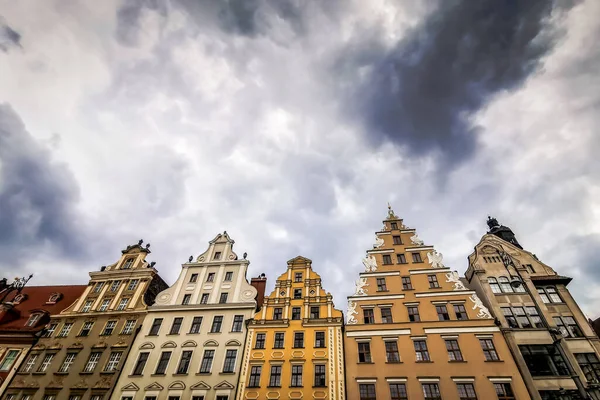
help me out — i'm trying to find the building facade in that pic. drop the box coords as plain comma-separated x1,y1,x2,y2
5,240,167,400
236,256,345,400
113,232,264,400
466,217,600,400
344,207,529,400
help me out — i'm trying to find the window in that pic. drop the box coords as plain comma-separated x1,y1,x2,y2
310,306,320,319
393,235,402,245
93,282,104,293
21,395,32,400
110,280,121,292
132,352,149,375
43,395,56,400
502,308,519,328
545,287,562,303
407,306,420,322
381,307,393,323
390,222,398,229
26,313,42,327
189,316,203,333
314,364,326,387
294,289,302,299
274,333,285,348
206,273,215,282
81,300,93,313
121,319,136,335
219,293,228,304
397,254,407,264
127,279,139,291
210,316,223,333
200,293,209,304
98,298,111,312
90,396,103,400
385,341,400,363
363,309,375,324
222,349,237,373
454,304,468,320
480,339,500,361
422,383,442,400
377,278,387,291
232,315,243,332
269,365,282,387
224,271,233,281
537,288,550,303
520,344,569,376
176,350,193,374
358,342,372,363
445,339,463,361
295,272,302,282
525,307,543,328
383,254,392,265
149,318,162,335
315,331,326,348
456,383,477,400
37,354,54,372
155,351,172,374
43,323,58,338
122,258,134,269
58,353,77,373
0,350,19,371
513,307,531,328
291,364,303,387
101,320,117,335
199,350,214,373
248,365,261,387
189,273,198,283
22,354,38,372
494,383,515,400
402,276,412,289
57,323,73,337
292,307,301,320
294,332,304,348
5,395,16,400
255,333,266,349
216,397,228,400
554,316,583,338
359,384,376,400
498,277,513,293
104,351,122,372
84,352,101,372
182,294,191,305
428,275,440,288
390,383,408,400
169,317,183,334
576,353,600,383
273,308,283,320
213,251,221,260
436,305,450,321
412,252,423,263
414,340,430,361
488,277,502,294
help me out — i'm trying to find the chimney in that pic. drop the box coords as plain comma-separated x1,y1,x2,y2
250,274,267,311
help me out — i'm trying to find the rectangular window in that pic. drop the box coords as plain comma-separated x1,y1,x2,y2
176,350,193,374
43,323,58,338
445,339,463,361
0,350,19,371
294,288,302,299
382,254,392,265
480,339,500,361
213,252,221,260
132,352,149,375
81,301,93,313
558,316,583,338
390,222,398,230
295,272,303,282
200,293,209,304
189,273,198,283
456,383,477,400
101,320,117,336
98,299,111,312
314,364,326,387
290,365,303,387
104,351,122,372
149,318,163,335
436,305,450,321
376,278,387,291
414,340,430,361
422,383,442,400
273,308,283,320
359,384,376,400
199,350,214,373
525,307,543,328
93,282,104,293
42,395,56,400
428,275,440,288
122,258,134,269
393,235,402,245
412,252,423,263
222,349,237,373
363,309,375,324
182,294,191,305
494,383,515,400
546,287,562,303
310,306,320,319
232,315,243,332
576,353,600,383
407,306,420,322
224,271,233,281
110,280,121,292
294,332,304,348
358,342,372,363
454,304,468,320
22,354,38,372
90,396,103,400
502,307,519,328
255,333,266,349
513,307,531,328
79,321,94,337
84,352,101,372
210,316,223,333
385,341,400,363
116,298,129,311
127,279,139,291
189,316,203,334
381,307,393,323
37,354,54,372
274,332,285,349
57,323,73,337
219,293,228,304
269,365,282,387
397,254,407,264
402,276,412,289
292,307,301,320
248,365,261,387
519,344,569,376
315,331,326,348
121,319,136,335
170,317,183,334
155,351,172,374
537,288,551,303
390,383,408,400
206,273,215,282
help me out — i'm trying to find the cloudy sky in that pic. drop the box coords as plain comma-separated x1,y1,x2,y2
1,0,599,317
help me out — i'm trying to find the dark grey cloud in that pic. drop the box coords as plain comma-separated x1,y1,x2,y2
336,0,576,169
115,0,168,46
0,17,22,52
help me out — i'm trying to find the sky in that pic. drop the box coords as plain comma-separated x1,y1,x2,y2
1,0,599,318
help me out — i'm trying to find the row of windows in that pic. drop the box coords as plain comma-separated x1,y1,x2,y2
253,331,325,349
6,394,105,400
189,270,234,284
20,349,123,374
79,296,133,313
381,253,422,265
132,348,238,376
488,278,563,305
122,396,226,400
357,381,515,400
247,363,325,388
92,279,140,295
42,319,136,338
181,291,230,306
374,275,441,292
356,338,500,364
148,315,244,336
269,305,323,320
361,303,468,325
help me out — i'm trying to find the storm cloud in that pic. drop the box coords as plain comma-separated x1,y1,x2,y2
0,17,21,52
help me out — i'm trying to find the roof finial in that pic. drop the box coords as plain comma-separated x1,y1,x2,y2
387,202,397,219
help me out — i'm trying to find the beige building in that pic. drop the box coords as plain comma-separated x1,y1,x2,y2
466,217,600,400
112,232,265,400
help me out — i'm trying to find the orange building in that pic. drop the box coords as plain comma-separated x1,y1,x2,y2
236,256,345,400
344,206,530,400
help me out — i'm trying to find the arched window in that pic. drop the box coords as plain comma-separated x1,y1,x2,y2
25,313,42,327
488,277,502,294
47,293,62,304
513,280,526,293
498,277,513,293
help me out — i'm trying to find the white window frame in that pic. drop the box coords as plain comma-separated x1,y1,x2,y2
116,298,130,311
57,323,73,338
58,353,77,373
22,354,39,372
84,352,102,372
98,299,111,312
0,349,20,371
121,320,136,335
104,351,122,372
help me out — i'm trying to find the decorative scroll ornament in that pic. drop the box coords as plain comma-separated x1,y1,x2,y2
346,301,358,324
354,278,369,296
469,294,492,319
410,233,424,246
445,271,466,290
427,250,445,269
381,223,389,232
362,254,378,272
373,235,384,249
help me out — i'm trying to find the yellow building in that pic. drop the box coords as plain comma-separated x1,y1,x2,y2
236,256,345,400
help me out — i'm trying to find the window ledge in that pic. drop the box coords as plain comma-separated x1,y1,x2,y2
79,372,94,375
357,362,374,364
127,375,142,378
151,373,166,377
385,362,403,364
173,373,189,376
246,386,260,389
100,371,116,375
220,372,235,375
416,361,433,363
196,372,211,375
208,332,222,334
484,360,504,363
32,372,47,375
313,385,327,388
166,333,181,336
448,360,467,363
53,372,69,375
267,386,282,388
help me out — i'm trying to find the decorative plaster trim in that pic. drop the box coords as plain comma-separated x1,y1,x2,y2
356,378,377,383
406,246,434,252
348,294,405,301
488,377,513,383
386,378,407,383
424,327,500,334
417,378,440,383
415,291,475,298
452,378,475,383
409,268,450,275
366,249,394,254
347,329,411,337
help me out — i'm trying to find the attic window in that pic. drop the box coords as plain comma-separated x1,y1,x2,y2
25,313,43,327
46,293,62,304
13,294,27,304
213,252,222,260
122,258,135,270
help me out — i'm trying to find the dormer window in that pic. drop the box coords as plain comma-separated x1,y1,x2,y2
122,258,135,270
213,252,222,260
12,294,27,304
47,293,62,304
25,313,43,327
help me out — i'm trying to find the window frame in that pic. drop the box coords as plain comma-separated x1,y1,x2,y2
314,364,326,387
189,316,203,334
381,307,393,324
231,315,243,332
222,349,237,373
132,352,149,376
414,340,430,361
290,364,303,387
363,308,375,324
479,338,500,361
210,316,223,333
385,340,400,363
428,274,440,288
376,278,387,291
248,365,262,387
445,339,463,361
358,342,372,363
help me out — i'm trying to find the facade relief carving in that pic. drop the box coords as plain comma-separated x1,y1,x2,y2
354,278,368,296
362,255,377,272
427,250,445,269
445,271,466,290
410,233,424,246
346,301,358,325
469,293,492,319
